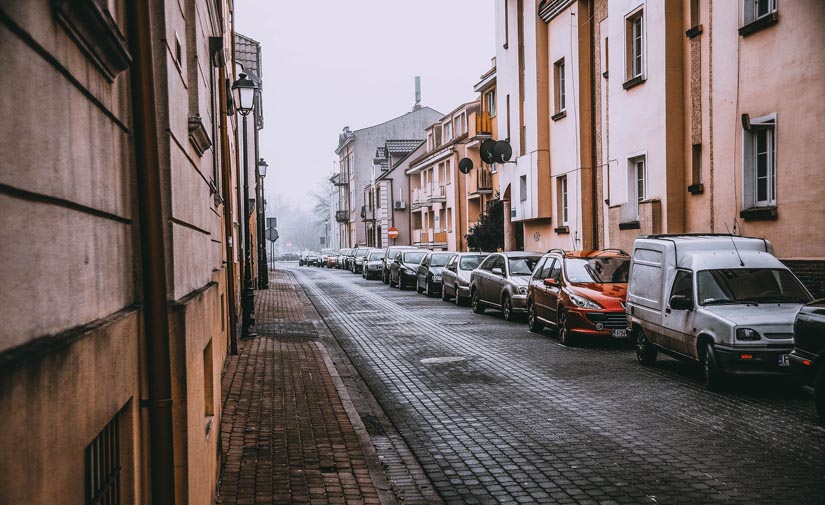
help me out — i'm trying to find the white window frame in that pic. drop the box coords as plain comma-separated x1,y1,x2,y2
625,7,645,81
625,153,647,215
486,90,497,117
743,0,777,25
443,121,453,142
559,176,569,225
555,58,566,113
519,175,528,202
742,113,777,209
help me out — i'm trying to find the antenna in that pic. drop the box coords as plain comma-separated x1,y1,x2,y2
724,223,745,267
414,76,422,111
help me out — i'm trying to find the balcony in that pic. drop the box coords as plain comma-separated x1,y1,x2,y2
412,228,429,245
427,184,447,204
361,205,375,222
469,111,493,139
412,228,447,247
432,230,447,245
468,166,493,196
335,209,349,223
412,187,432,209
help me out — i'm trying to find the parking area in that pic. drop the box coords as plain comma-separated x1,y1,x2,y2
289,262,825,505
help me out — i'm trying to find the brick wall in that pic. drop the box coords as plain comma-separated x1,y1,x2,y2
783,260,825,299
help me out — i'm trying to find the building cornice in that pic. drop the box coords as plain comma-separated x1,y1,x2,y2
538,0,576,22
474,68,496,93
406,147,456,175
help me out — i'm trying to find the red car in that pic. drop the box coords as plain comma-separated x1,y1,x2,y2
526,249,631,345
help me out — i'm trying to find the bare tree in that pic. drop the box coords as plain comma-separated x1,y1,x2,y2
311,175,336,224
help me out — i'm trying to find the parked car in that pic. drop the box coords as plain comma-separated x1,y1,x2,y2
416,252,456,297
362,249,386,280
320,248,337,268
442,253,490,305
336,249,351,269
470,252,543,321
351,247,372,274
326,250,339,268
382,246,417,284
627,234,813,390
299,251,309,266
790,299,825,423
306,251,321,266
526,249,631,345
344,248,357,270
389,250,428,290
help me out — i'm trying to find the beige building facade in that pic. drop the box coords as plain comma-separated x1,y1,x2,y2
0,0,253,503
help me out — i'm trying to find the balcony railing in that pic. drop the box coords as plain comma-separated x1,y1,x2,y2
433,230,447,244
412,187,432,209
335,209,349,223
475,111,492,136
428,184,446,203
469,166,493,195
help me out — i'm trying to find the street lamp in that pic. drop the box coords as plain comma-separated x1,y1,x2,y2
256,158,269,289
233,73,257,339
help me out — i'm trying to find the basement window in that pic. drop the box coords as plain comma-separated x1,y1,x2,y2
85,412,122,505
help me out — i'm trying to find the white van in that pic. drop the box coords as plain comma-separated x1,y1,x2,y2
627,234,813,390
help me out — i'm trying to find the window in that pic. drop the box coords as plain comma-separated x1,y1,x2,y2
554,59,566,113
519,175,527,202
744,0,776,23
633,157,646,203
85,411,123,505
533,258,548,279
625,10,644,81
624,154,647,222
503,0,509,48
506,94,511,139
203,340,214,419
691,144,702,187
558,176,568,225
486,90,497,117
444,121,453,142
690,0,700,28
743,116,776,209
376,186,381,208
670,270,694,305
446,208,453,232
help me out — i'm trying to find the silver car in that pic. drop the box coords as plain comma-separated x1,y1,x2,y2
442,252,489,306
470,252,543,321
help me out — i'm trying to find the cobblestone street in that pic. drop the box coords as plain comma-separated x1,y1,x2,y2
289,264,825,505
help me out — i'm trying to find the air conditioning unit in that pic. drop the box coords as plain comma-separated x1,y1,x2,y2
393,201,406,210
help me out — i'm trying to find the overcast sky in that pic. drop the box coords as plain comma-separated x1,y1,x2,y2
234,0,495,213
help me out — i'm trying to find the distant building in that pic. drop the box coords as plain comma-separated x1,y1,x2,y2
335,105,442,248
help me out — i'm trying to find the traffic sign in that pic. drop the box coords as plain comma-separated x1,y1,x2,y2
387,227,399,239
266,228,279,242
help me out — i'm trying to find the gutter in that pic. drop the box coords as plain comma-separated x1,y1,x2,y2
127,3,176,504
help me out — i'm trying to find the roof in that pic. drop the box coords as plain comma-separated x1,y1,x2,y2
234,33,261,78
633,235,777,269
544,249,630,258
385,140,425,154
377,141,426,181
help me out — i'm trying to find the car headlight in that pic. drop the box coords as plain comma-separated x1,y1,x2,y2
736,328,761,341
569,293,602,309
517,286,528,295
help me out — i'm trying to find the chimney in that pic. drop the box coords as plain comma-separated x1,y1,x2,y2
413,76,422,111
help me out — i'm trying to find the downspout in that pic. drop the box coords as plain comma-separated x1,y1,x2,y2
126,2,175,504
219,63,239,355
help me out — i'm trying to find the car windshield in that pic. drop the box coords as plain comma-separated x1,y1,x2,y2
565,257,630,283
430,254,453,267
697,268,812,305
358,249,370,257
403,252,426,264
369,251,385,260
508,256,541,275
459,255,486,270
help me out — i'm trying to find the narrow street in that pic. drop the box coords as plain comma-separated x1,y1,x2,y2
287,263,825,505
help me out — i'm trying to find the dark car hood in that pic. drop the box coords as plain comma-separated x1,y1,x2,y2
429,267,445,275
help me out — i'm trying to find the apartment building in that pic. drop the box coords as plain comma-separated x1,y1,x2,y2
0,1,248,503
363,140,425,248
335,106,442,248
407,101,485,251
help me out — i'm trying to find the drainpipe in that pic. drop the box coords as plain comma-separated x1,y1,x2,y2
127,2,175,504
219,64,239,355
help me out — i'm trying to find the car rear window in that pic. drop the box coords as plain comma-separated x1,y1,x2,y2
565,257,630,283
403,252,426,264
459,255,486,270
508,256,542,275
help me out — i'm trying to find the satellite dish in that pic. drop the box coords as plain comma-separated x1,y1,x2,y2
492,140,513,163
480,139,496,164
458,158,474,174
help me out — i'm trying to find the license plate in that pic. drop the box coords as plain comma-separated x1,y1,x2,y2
612,329,628,338
778,354,790,367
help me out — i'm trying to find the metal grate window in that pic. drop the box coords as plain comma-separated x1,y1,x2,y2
85,414,121,505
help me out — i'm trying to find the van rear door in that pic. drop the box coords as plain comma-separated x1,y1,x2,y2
628,245,665,343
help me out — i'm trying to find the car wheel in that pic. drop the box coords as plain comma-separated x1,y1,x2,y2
383,271,389,284
471,289,485,314
557,307,575,346
389,275,396,288
702,341,725,391
502,294,514,322
635,328,657,365
441,285,449,302
399,277,406,290
528,303,543,333
815,366,825,424
425,281,433,298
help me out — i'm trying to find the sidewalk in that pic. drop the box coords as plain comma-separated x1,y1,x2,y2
217,270,385,505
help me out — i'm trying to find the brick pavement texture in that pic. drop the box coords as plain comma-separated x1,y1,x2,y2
292,263,825,505
217,271,382,505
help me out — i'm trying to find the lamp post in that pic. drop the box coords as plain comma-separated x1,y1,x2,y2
324,218,329,249
233,72,257,339
257,158,269,289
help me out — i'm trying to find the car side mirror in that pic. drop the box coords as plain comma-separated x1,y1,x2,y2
543,278,558,287
669,294,693,311
492,267,503,276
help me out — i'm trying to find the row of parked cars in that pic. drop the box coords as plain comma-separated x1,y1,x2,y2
298,234,824,422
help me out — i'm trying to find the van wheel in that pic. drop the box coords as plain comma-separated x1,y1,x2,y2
528,303,543,333
557,308,575,346
702,342,726,391
635,329,657,365
472,289,485,314
814,366,825,424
